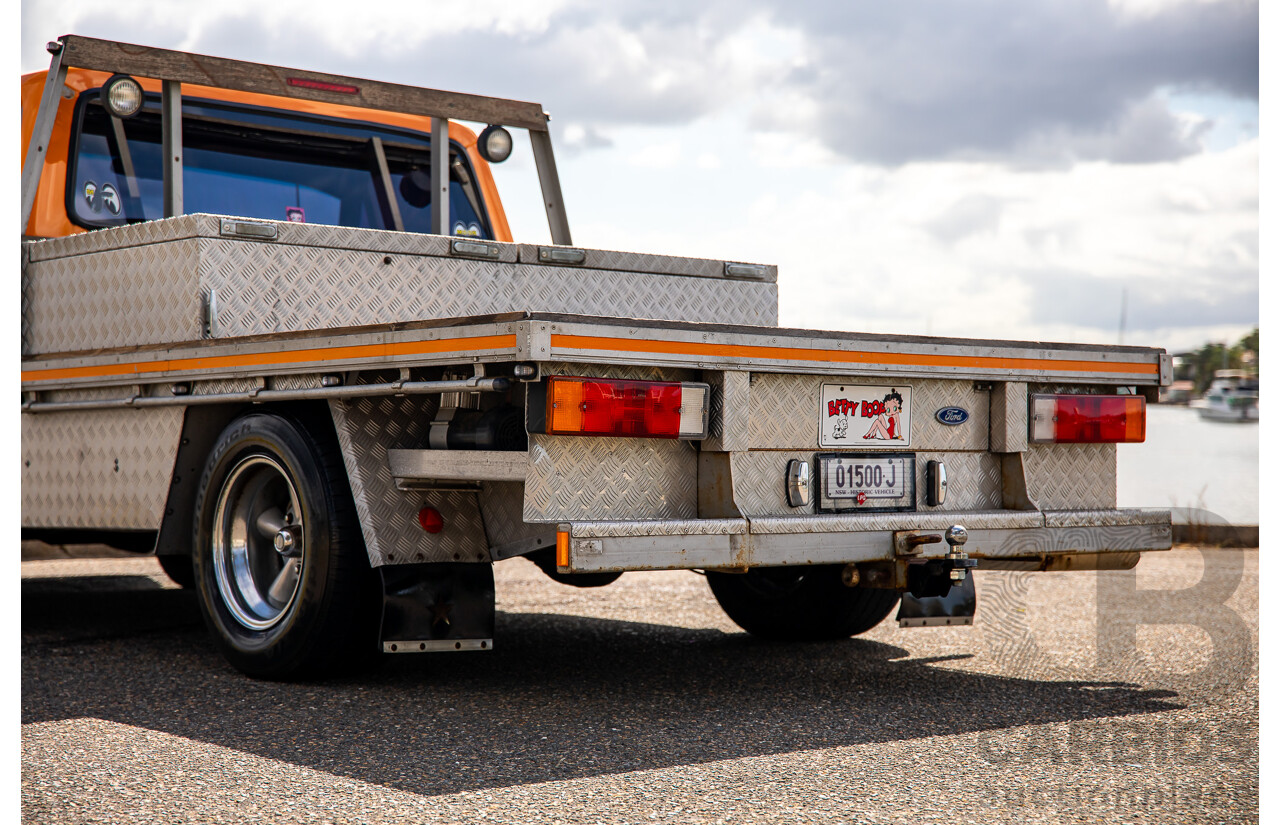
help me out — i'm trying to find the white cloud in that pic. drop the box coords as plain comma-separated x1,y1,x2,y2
627,140,683,169
20,0,1257,354
26,0,1257,168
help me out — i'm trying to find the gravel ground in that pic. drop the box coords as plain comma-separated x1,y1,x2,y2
22,547,1257,824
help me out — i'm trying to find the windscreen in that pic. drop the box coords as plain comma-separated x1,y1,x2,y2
68,92,492,238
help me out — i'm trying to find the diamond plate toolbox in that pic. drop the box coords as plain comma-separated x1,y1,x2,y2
23,215,776,355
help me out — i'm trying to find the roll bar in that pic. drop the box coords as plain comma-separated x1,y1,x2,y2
20,35,572,243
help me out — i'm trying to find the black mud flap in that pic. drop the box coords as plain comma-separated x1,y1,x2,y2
379,563,495,653
895,574,977,628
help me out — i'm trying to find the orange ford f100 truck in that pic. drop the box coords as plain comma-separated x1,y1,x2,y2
21,36,1171,678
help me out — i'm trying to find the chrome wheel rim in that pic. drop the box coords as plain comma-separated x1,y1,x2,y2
211,455,304,631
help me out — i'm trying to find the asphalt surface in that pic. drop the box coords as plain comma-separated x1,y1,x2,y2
22,547,1257,824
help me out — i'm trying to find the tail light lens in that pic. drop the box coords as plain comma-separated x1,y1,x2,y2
546,376,709,439
1030,394,1146,444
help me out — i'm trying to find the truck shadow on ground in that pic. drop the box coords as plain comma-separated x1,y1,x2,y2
22,575,1183,797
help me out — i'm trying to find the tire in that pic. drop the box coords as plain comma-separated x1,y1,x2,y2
706,565,900,640
156,554,196,589
192,412,377,679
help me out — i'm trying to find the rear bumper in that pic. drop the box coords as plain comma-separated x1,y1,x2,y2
555,508,1172,573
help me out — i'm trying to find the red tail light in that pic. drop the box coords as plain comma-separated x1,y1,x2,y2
1030,394,1146,444
546,377,709,439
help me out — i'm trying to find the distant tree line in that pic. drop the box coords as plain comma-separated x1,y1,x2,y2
1172,327,1259,395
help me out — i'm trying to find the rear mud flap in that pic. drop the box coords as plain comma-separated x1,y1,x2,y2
379,562,495,652
895,574,976,628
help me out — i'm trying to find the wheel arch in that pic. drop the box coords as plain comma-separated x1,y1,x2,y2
155,400,340,557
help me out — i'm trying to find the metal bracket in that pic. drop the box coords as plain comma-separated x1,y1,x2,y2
161,80,183,217
529,126,572,245
430,117,449,236
20,40,69,233
894,530,942,557
202,288,219,338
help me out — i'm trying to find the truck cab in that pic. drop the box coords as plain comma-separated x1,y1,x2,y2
22,68,510,240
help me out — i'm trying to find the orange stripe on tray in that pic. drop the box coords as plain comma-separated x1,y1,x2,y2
21,334,518,383
549,334,1160,375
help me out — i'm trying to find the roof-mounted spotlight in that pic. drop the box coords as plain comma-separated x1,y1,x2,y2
101,74,144,119
478,124,513,163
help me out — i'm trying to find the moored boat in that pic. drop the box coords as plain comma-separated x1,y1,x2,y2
1195,369,1259,422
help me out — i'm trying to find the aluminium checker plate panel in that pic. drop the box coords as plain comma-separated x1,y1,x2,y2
728,450,1002,517
200,243,777,338
521,361,700,523
524,434,699,523
746,374,989,452
21,407,184,530
22,214,777,357
328,396,490,567
1023,443,1117,510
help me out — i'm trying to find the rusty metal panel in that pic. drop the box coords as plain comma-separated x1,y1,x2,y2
1023,443,1116,510
524,434,698,522
746,375,988,451
328,396,490,566
21,408,184,529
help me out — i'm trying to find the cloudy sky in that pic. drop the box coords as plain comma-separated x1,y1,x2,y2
20,0,1259,351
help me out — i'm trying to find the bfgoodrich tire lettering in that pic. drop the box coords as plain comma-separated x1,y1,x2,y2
706,565,900,640
192,412,376,678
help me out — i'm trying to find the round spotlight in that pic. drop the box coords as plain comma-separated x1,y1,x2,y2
478,125,513,163
101,74,144,119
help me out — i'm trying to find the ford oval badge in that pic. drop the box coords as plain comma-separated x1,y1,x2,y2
935,406,969,426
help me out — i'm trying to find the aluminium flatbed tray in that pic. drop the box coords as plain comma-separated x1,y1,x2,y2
21,310,1170,394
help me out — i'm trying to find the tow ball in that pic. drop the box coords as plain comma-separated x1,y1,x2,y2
896,524,979,628
944,525,978,583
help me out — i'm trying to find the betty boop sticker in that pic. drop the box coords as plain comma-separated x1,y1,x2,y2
862,390,904,441
819,384,912,447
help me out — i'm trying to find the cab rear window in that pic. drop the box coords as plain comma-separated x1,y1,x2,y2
68,92,492,238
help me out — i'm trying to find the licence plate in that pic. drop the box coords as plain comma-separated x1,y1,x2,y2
816,453,916,513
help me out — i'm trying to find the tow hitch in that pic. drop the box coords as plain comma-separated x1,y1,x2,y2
896,525,978,627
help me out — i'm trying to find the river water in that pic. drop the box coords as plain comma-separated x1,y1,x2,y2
1117,404,1259,525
